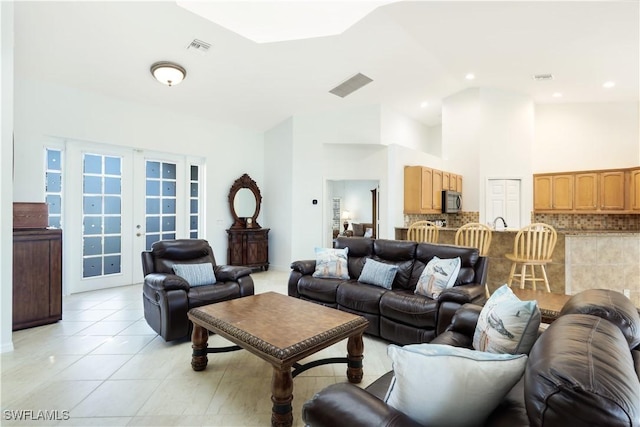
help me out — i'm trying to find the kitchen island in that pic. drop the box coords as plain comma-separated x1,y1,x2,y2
395,227,640,306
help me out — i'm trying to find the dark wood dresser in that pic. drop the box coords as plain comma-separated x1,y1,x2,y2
226,228,270,271
13,228,63,330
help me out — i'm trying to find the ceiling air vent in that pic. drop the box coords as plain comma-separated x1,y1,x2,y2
533,74,553,81
187,39,211,55
329,73,373,98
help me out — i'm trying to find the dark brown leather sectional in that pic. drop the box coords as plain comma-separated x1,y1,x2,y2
302,289,640,426
288,237,488,345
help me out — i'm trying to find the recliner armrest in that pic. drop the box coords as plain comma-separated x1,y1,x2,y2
438,283,486,305
447,303,482,336
143,273,190,292
215,265,252,281
302,383,423,427
290,259,316,275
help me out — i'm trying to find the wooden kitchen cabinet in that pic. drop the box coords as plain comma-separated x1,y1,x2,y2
599,171,625,210
574,173,598,210
227,228,270,271
404,166,462,214
13,228,62,330
534,174,573,211
630,168,640,211
432,169,443,212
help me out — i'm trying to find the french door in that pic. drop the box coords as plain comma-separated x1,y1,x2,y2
61,141,203,294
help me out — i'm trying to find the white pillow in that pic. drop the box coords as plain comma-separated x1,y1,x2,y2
312,247,349,279
473,284,541,354
172,263,216,287
357,258,398,289
415,256,461,299
385,343,527,427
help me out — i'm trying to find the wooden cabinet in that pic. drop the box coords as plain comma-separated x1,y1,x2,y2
534,168,637,213
534,174,573,211
599,171,625,210
13,228,62,330
227,228,269,271
631,168,640,211
404,166,461,214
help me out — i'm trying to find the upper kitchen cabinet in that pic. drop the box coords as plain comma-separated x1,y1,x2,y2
404,166,462,214
630,168,640,211
534,168,637,214
534,174,573,211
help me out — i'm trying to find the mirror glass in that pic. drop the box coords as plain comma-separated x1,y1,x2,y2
234,188,256,218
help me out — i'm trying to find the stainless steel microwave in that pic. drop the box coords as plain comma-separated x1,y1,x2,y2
442,191,462,213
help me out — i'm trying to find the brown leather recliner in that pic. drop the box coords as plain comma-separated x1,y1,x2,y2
142,239,255,341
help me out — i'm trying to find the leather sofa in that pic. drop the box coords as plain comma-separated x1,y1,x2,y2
289,237,488,345
302,289,640,427
142,239,255,341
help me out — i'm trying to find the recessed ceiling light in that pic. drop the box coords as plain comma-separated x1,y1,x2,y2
465,73,475,80
603,81,616,88
552,92,563,98
420,101,429,108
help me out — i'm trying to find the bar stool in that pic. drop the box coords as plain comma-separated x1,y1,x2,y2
455,223,492,297
407,220,439,243
505,223,557,292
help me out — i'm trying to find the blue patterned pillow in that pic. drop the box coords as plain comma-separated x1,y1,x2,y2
313,247,350,279
472,284,541,354
173,263,216,287
358,258,398,289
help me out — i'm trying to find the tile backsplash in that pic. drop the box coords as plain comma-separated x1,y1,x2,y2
404,212,479,228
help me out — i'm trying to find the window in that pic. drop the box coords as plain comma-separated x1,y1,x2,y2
45,148,63,228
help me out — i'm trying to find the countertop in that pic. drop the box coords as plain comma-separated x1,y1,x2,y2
395,226,639,235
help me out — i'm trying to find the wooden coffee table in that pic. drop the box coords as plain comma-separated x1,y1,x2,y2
510,288,571,323
187,292,369,427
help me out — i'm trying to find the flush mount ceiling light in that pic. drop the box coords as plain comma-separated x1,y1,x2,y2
150,61,186,87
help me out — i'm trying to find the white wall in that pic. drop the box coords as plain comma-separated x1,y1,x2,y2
1,1,15,353
263,118,293,271
534,102,639,171
13,78,264,269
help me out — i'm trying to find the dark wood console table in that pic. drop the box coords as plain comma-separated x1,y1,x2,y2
13,228,63,330
226,227,270,271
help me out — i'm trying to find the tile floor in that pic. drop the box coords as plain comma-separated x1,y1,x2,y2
1,270,393,426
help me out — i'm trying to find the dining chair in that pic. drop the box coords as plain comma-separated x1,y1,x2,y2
407,220,439,243
505,223,557,292
455,222,492,297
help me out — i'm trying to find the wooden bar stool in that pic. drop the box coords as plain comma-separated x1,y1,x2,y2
455,223,492,297
407,220,439,243
505,223,557,292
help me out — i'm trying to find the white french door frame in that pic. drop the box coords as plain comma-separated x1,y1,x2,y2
61,140,205,294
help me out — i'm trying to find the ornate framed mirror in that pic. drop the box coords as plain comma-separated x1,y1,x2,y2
228,174,262,229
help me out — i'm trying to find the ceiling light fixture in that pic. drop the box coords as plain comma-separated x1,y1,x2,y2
150,61,187,87
465,73,475,80
603,81,615,88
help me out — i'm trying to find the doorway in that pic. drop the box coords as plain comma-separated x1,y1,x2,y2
48,140,204,293
326,180,379,246
486,179,521,229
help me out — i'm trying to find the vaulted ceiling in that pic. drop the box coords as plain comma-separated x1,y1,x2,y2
14,1,639,132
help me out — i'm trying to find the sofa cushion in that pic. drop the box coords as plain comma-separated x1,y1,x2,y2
297,275,344,305
385,343,527,427
379,290,438,329
415,256,461,299
526,313,640,427
335,237,374,279
187,282,241,308
312,247,349,279
371,239,418,290
337,281,387,315
559,288,640,349
473,284,541,354
172,262,216,287
358,258,398,289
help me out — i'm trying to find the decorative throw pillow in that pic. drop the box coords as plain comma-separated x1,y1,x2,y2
414,256,461,299
363,228,373,238
172,263,216,287
473,284,541,354
358,258,398,289
385,343,527,427
312,247,350,279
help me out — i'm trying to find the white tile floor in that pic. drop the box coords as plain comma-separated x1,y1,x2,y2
1,270,393,426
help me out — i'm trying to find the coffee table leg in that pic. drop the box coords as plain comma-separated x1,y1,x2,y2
191,324,209,371
271,367,293,427
346,333,364,383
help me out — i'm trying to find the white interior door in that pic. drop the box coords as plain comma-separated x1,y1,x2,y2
486,179,521,229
